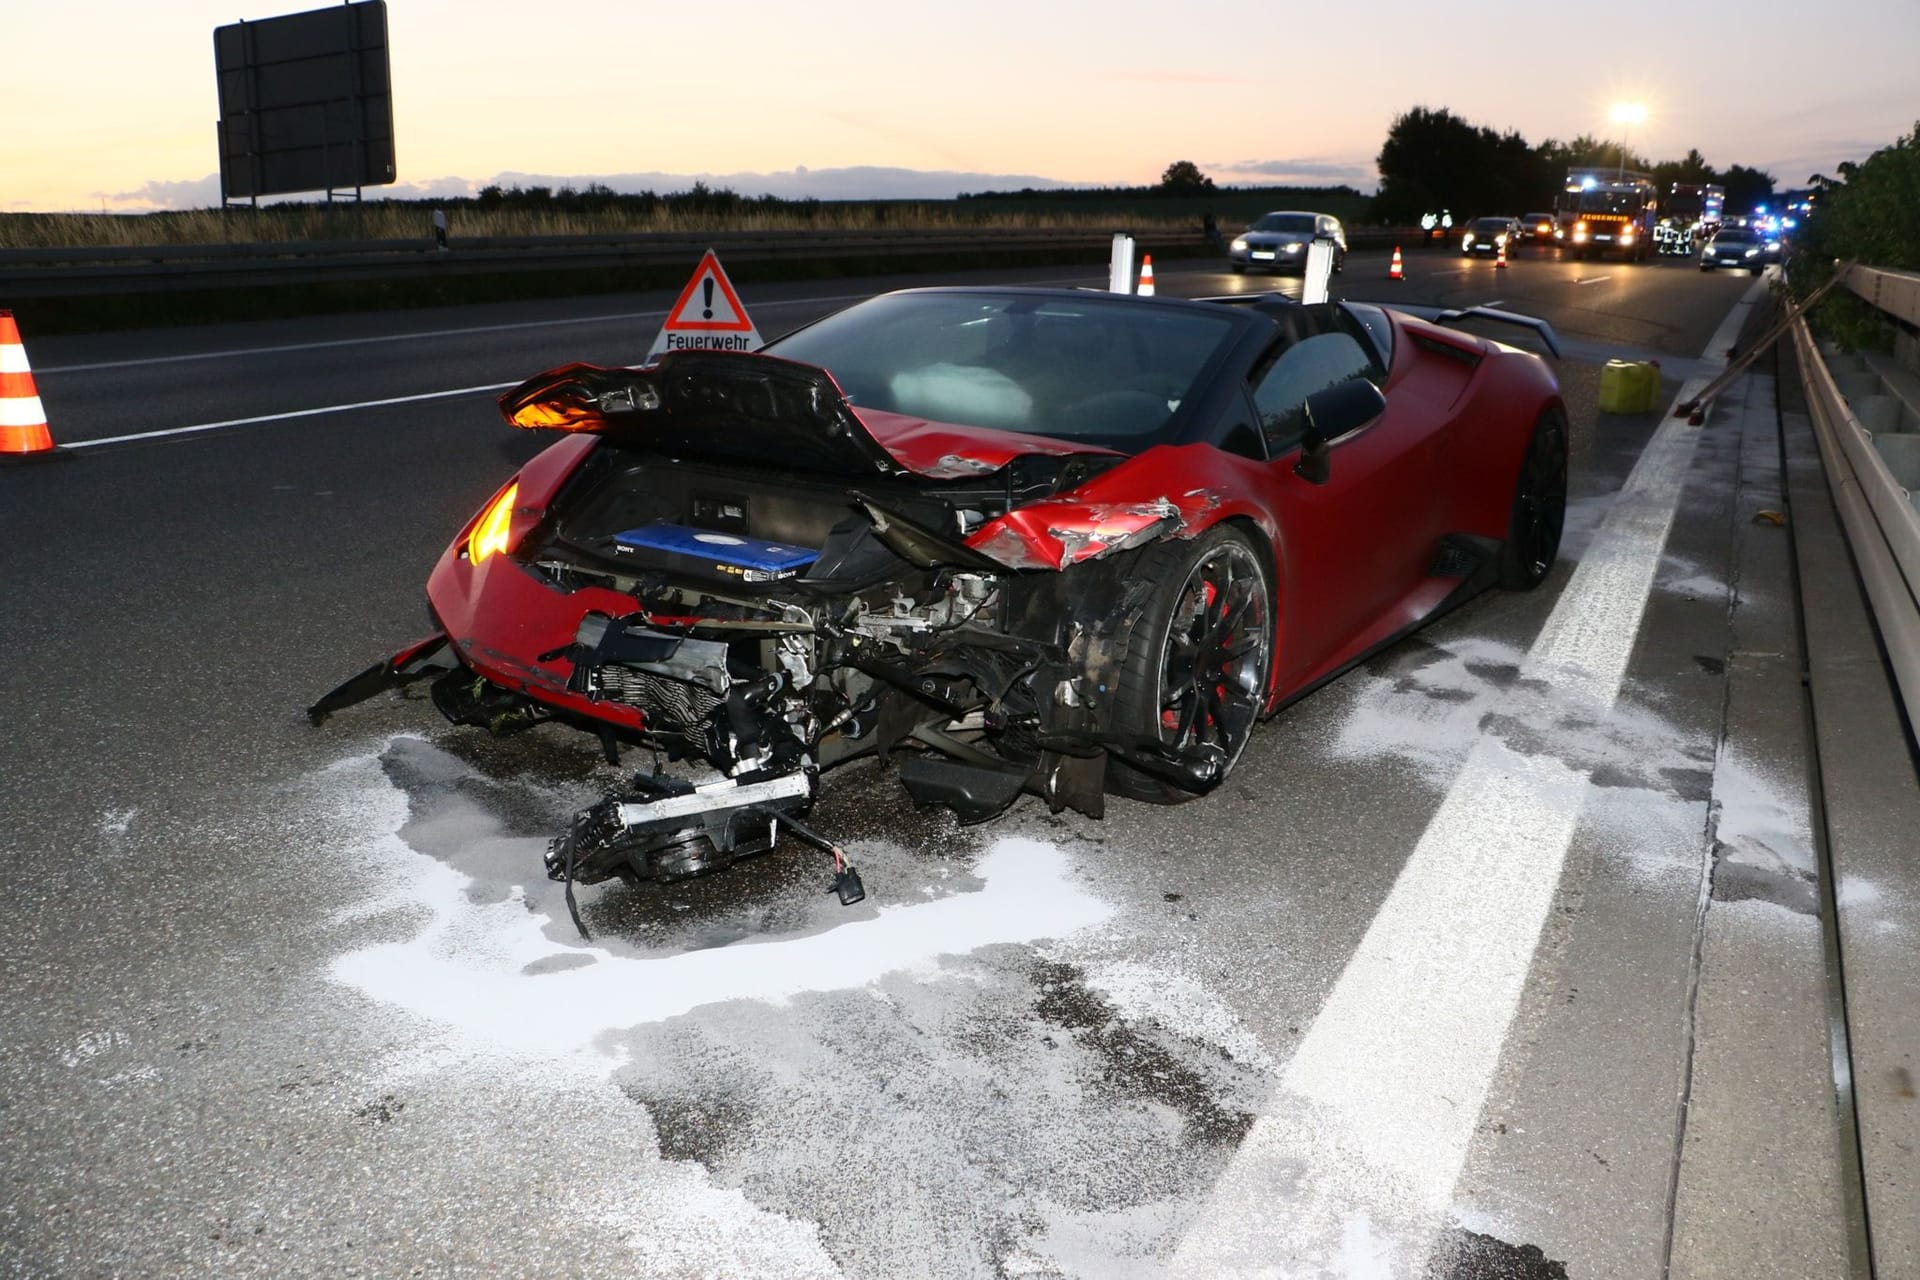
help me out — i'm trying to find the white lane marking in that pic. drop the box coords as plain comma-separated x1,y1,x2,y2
62,382,517,449
33,295,857,374
35,274,1106,375
1171,275,1767,1276
1574,275,1615,285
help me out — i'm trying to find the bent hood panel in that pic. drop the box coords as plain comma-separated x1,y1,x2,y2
500,351,1120,482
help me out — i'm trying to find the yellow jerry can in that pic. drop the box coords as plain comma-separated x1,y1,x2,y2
1599,359,1661,414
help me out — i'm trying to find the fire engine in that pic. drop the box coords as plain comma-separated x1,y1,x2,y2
1555,169,1657,262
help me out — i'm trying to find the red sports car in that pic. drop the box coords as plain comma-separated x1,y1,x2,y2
314,287,1565,907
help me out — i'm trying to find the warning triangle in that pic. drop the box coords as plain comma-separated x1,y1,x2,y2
647,250,764,360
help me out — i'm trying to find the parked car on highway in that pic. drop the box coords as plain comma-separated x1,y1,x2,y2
1462,216,1524,256
1698,225,1772,273
314,287,1566,912
1523,213,1558,244
1229,211,1347,274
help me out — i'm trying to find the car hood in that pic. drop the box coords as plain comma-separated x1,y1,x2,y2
1242,231,1312,246
497,350,1120,482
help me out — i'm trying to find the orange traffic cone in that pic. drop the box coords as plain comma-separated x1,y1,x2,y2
0,311,65,462
1495,240,1509,269
1138,254,1156,296
1389,246,1405,281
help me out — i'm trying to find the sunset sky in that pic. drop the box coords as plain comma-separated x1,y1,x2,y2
2,0,1914,212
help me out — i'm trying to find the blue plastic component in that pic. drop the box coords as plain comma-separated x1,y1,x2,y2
612,523,818,580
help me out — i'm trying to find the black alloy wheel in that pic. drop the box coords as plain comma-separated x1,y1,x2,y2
1108,526,1274,803
1498,408,1569,590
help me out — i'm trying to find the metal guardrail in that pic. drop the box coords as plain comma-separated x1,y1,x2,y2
0,226,1414,300
1792,262,1920,729
0,228,1156,298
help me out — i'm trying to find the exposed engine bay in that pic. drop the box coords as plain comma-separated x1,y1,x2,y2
311,355,1233,926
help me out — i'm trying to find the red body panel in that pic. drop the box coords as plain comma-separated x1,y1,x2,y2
430,306,1559,732
855,407,1120,478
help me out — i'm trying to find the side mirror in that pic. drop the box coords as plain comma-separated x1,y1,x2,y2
1293,378,1385,485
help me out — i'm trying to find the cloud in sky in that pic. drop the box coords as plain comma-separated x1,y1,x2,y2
22,0,1915,214
104,160,1391,213
104,165,1085,211
1210,158,1379,190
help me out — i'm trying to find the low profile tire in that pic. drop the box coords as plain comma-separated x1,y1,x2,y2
1107,525,1274,804
1498,407,1568,590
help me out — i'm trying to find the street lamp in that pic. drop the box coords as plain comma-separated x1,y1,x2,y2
1610,102,1647,178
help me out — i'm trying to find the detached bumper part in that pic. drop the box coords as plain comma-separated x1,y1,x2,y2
306,634,451,725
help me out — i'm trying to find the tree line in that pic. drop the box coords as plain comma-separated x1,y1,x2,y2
1369,107,1777,221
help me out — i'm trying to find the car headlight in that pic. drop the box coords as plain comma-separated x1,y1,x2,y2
1744,247,1759,257
1495,233,1507,244
1231,238,1248,252
467,481,521,565
1620,226,1635,241
1284,242,1302,253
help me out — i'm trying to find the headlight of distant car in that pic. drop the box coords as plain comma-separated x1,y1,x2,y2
1231,238,1248,252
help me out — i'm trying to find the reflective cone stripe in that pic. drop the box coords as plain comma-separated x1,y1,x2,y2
1138,254,1156,296
1496,241,1509,268
1389,246,1405,280
0,310,57,456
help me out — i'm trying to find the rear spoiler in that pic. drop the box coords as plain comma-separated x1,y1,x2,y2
1428,306,1562,359
1197,294,1562,359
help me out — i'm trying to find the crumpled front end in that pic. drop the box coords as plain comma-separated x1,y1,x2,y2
314,355,1250,909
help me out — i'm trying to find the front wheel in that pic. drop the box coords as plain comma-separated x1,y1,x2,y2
1498,408,1568,590
1107,526,1274,804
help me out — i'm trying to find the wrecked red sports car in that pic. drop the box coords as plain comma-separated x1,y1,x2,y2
313,287,1565,908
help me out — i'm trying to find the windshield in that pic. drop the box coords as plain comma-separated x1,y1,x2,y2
1250,213,1315,233
763,291,1239,452
1712,228,1756,244
1576,190,1647,215
1473,218,1510,232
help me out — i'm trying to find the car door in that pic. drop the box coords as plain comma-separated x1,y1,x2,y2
1245,316,1447,688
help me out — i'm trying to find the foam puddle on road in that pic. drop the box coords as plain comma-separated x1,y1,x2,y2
322,745,1113,1070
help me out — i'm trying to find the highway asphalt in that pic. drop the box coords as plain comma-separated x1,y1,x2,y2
2,246,1912,1277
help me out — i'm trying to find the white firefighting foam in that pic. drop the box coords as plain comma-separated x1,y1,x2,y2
324,745,1112,1070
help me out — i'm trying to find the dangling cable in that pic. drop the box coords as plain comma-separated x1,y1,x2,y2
764,810,865,905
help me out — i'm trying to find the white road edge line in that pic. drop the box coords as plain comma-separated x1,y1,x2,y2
50,274,1129,449
62,382,519,450
1575,274,1615,285
35,296,864,374
37,275,1106,375
1169,275,1769,1277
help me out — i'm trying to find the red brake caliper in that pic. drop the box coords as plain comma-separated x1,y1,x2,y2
1205,577,1222,728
